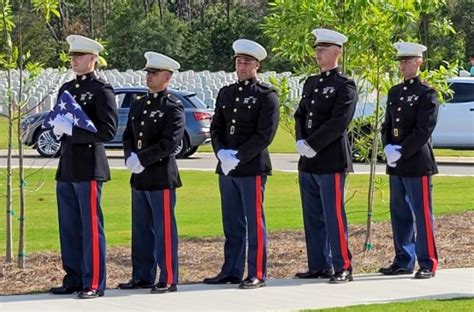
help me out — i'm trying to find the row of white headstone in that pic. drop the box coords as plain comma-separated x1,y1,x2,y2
0,68,304,115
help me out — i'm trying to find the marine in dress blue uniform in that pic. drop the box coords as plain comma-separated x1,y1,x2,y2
49,35,118,299
294,29,357,284
203,39,280,289
379,42,439,279
118,52,184,294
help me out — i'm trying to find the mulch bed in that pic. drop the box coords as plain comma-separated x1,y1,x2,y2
1,212,472,295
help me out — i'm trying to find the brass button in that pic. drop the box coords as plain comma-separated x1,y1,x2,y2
400,97,404,101
319,78,323,82
396,118,400,122
141,121,145,126
238,87,243,91
232,119,236,123
235,97,239,102
397,107,401,111
314,89,318,93
311,100,315,104
75,84,80,88
403,86,407,90
143,110,147,114
139,132,143,137
233,108,237,112
147,100,151,105
309,112,313,116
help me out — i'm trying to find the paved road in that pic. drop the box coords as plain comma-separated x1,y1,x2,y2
1,268,472,311
1,151,474,176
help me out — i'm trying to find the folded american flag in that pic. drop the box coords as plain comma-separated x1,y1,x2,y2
43,90,97,133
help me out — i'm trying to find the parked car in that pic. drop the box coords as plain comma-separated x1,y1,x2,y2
353,77,474,150
21,87,213,158
431,77,474,148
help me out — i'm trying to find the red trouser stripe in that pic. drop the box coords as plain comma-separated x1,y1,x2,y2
90,181,100,290
163,189,173,284
255,176,264,280
422,176,438,272
334,173,350,270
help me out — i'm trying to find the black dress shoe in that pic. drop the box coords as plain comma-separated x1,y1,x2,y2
414,268,435,279
150,282,177,294
329,270,353,284
379,263,413,275
239,277,266,289
118,279,154,289
294,269,334,279
49,285,82,295
77,288,104,299
203,273,242,284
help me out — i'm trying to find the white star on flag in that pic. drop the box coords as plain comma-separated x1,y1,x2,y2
42,90,97,133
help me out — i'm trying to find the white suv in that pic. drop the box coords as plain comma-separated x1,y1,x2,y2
432,77,474,148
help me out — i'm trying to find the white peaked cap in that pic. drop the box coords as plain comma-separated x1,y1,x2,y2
66,35,104,55
232,39,267,61
144,51,180,72
312,28,347,46
394,42,427,59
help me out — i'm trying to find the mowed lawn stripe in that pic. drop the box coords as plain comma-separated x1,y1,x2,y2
0,169,472,252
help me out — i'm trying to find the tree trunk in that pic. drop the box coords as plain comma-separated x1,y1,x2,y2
17,0,26,269
88,0,94,37
364,56,382,252
1,0,14,263
158,0,163,23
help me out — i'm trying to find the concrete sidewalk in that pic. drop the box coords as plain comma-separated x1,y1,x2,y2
1,268,473,311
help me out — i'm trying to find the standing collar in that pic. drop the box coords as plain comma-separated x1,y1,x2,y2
403,76,420,86
320,67,340,77
76,71,96,82
148,89,168,99
237,76,257,86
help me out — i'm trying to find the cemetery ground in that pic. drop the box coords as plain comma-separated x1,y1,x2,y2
0,169,472,296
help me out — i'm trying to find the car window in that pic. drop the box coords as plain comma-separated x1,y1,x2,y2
119,92,147,108
448,83,474,103
115,93,126,108
185,94,208,109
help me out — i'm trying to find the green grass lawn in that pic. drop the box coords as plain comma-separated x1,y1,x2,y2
0,116,19,149
0,169,472,253
310,297,474,311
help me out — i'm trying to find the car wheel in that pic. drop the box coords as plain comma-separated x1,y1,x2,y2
35,129,61,157
173,135,190,159
183,146,198,158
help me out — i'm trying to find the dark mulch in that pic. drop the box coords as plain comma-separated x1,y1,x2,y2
1,212,472,295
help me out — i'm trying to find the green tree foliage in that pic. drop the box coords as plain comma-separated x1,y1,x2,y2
105,2,188,70
263,0,459,251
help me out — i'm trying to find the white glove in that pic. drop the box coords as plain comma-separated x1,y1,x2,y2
52,115,73,138
217,149,237,161
126,152,145,174
296,140,317,158
305,146,317,158
220,154,240,175
384,144,402,165
387,160,397,168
